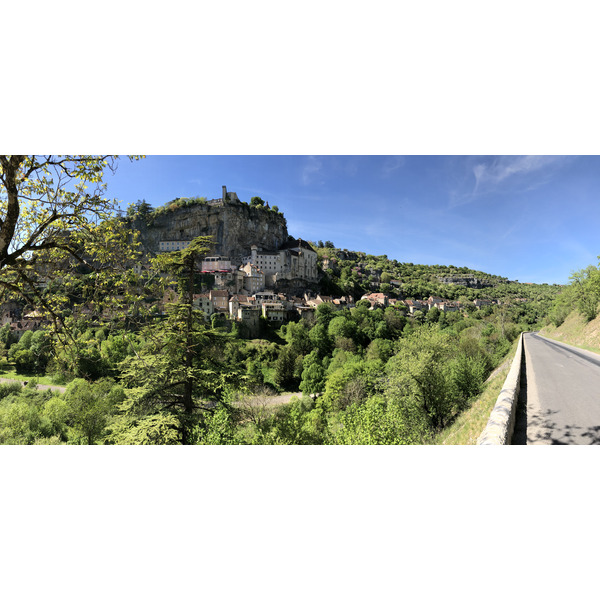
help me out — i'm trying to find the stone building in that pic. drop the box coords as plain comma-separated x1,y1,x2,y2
210,289,229,311
242,238,318,283
240,263,265,294
201,256,232,272
253,291,279,304
361,292,389,308
237,305,261,337
193,293,213,316
262,302,286,323
0,301,22,326
243,246,282,275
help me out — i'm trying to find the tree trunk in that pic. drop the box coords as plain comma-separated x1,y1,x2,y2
181,253,196,445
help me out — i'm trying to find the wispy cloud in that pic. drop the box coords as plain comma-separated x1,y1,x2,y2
450,155,571,208
472,155,562,193
301,156,323,185
497,220,524,242
381,156,405,177
329,156,360,177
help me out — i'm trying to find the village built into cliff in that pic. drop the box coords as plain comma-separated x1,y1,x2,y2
1,187,509,340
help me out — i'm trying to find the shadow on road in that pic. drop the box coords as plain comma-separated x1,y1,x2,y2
512,348,600,444
525,411,600,444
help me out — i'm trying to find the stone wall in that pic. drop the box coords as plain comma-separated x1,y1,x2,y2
478,333,524,445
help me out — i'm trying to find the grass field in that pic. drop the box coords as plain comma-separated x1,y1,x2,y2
0,365,57,386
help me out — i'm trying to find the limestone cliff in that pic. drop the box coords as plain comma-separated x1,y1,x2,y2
436,275,493,289
131,200,289,264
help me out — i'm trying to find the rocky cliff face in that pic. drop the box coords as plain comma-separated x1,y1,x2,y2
131,201,289,264
437,275,493,289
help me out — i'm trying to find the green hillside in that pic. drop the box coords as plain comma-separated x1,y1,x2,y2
315,244,560,311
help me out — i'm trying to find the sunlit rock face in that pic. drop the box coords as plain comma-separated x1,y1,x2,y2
436,275,493,289
132,200,289,264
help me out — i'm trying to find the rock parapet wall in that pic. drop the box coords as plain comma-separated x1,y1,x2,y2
478,333,524,445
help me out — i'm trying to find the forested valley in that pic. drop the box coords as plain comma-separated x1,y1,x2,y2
0,239,560,445
0,155,563,445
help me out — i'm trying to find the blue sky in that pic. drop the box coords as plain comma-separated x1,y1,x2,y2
105,155,600,285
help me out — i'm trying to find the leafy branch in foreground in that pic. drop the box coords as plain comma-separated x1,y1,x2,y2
0,155,143,308
0,155,145,367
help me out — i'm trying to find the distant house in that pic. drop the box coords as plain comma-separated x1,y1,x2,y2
242,239,318,283
254,291,279,305
304,293,335,308
262,302,286,323
228,295,240,318
0,301,22,326
278,238,318,282
237,305,261,337
404,299,425,314
210,289,229,311
473,299,493,309
436,302,459,312
240,263,265,294
304,294,320,308
214,271,237,289
10,319,41,340
427,296,444,306
229,294,251,317
201,256,232,273
317,294,333,305
361,292,389,308
242,246,282,275
193,293,213,316
24,310,44,319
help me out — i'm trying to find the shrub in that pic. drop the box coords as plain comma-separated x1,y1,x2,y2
0,382,22,401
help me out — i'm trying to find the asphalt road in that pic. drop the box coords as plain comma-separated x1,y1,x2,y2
513,332,600,444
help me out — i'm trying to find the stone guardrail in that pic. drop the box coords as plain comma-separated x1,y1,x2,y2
477,333,524,445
